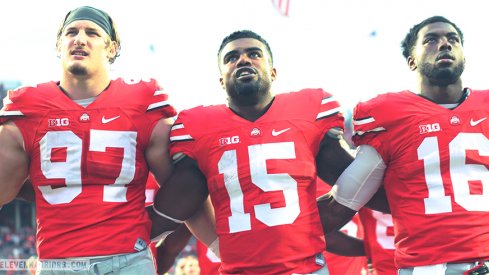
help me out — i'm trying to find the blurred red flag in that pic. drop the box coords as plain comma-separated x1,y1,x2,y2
271,0,290,16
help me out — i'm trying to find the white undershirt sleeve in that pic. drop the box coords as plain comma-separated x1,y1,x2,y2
330,145,386,211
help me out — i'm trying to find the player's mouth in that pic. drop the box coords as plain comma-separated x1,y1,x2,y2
435,52,455,64
71,49,89,57
235,67,257,80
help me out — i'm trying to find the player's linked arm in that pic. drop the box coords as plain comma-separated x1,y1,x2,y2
316,134,390,213
150,155,210,241
318,144,390,233
317,193,357,234
325,230,366,257
155,224,193,275
315,132,354,185
0,122,29,206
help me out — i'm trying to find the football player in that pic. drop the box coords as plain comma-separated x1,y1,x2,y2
0,6,214,274
151,29,357,274
319,16,489,275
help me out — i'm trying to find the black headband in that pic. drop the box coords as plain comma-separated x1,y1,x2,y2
63,6,114,40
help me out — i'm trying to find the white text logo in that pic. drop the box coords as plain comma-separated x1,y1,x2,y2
419,123,441,134
219,136,240,145
48,118,69,127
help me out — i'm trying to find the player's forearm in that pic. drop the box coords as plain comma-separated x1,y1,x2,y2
185,197,217,247
156,224,192,274
317,194,356,233
325,231,366,256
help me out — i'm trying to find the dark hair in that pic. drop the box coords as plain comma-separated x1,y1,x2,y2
55,6,121,64
217,30,273,65
401,16,464,60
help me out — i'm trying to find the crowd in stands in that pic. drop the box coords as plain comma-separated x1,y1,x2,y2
0,224,37,275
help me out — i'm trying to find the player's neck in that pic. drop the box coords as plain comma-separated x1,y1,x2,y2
59,74,111,100
228,95,275,122
418,81,464,104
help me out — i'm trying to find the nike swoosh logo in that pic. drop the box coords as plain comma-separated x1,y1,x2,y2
272,128,290,136
101,115,121,124
470,117,487,126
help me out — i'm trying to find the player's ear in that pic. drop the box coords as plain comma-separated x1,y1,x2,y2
107,40,117,61
219,77,225,90
271,68,277,82
56,43,61,58
407,56,417,71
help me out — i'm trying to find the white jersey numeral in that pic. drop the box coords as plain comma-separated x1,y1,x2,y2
39,130,137,204
371,210,395,250
39,131,82,204
218,142,300,233
418,133,489,214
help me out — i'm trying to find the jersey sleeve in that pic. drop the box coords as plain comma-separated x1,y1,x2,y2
168,109,199,161
351,95,389,159
0,88,29,125
143,78,177,121
314,89,344,134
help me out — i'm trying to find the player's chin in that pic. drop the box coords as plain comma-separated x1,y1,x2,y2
68,64,88,76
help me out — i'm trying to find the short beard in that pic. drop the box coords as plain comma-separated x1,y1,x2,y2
230,80,271,106
419,62,464,86
68,65,88,76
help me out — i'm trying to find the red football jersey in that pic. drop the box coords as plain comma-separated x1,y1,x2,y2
358,208,396,275
0,78,176,259
169,88,343,274
317,182,368,275
197,240,221,275
352,89,489,267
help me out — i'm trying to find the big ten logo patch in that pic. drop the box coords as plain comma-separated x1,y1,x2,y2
219,136,240,146
419,123,441,134
48,118,69,127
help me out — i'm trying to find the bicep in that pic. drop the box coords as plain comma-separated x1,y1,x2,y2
0,122,29,205
316,132,354,184
146,118,174,185
154,155,209,221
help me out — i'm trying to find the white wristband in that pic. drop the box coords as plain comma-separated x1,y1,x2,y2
152,205,184,224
